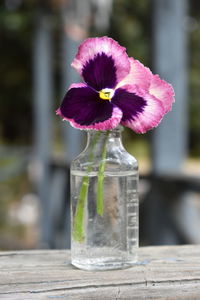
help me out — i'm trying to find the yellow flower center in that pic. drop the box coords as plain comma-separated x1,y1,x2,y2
99,88,114,101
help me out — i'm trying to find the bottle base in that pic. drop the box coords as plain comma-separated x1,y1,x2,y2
71,256,137,271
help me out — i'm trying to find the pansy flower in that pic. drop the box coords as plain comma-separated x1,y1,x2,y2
57,36,174,133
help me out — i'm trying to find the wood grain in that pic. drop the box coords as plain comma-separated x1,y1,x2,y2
1,245,200,299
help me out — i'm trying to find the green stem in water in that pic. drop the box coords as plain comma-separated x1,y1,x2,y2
73,131,101,242
96,130,110,216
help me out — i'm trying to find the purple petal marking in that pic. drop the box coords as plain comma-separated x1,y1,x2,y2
112,88,146,122
58,106,122,131
82,53,117,90
116,85,165,134
56,85,122,130
71,36,130,86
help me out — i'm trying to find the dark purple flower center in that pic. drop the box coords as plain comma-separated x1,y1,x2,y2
82,53,117,91
112,88,146,121
60,87,114,126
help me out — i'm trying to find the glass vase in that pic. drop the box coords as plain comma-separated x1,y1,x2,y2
70,126,139,270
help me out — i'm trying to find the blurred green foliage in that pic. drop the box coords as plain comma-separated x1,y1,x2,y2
190,1,200,156
0,1,33,143
109,0,151,65
0,0,200,155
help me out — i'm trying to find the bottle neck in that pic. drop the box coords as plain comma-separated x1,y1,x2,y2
86,126,124,151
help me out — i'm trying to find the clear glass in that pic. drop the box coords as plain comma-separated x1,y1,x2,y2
70,126,139,270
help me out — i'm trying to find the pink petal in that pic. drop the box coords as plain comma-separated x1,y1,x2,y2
71,36,130,85
149,75,175,113
57,106,123,131
68,82,87,89
120,85,165,134
116,58,152,91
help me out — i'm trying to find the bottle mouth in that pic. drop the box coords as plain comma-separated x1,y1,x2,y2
88,125,123,134
114,125,124,132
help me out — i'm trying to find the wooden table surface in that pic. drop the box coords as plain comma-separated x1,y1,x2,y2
1,245,200,299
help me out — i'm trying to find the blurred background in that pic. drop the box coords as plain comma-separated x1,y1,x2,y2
0,0,200,250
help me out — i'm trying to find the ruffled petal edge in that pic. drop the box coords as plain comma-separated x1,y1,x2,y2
56,105,123,131
119,85,165,134
116,58,152,91
149,74,175,114
71,36,130,85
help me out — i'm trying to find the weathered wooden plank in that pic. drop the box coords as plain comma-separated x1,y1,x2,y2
1,245,200,299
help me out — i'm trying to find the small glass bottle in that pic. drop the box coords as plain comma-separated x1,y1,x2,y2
70,126,139,270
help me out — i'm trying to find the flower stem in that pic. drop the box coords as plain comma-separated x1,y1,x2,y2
73,131,101,242
72,175,89,242
96,130,110,216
